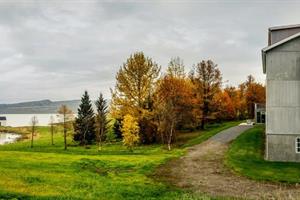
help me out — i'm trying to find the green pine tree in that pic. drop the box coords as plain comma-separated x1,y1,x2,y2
74,91,96,145
112,118,122,139
95,93,110,151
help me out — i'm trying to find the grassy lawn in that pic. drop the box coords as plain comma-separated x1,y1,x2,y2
225,125,300,184
0,121,239,200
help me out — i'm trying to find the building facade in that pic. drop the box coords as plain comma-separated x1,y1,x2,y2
254,103,265,124
262,24,300,162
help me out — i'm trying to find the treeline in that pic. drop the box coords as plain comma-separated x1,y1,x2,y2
44,51,265,151
109,52,265,150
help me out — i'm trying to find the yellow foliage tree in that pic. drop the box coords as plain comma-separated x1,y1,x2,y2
121,114,140,151
110,52,160,119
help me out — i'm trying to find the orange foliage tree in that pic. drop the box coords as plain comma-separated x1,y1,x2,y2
154,58,195,149
240,75,266,119
190,60,222,129
213,90,236,121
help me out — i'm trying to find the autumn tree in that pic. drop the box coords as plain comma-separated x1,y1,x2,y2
111,52,160,143
223,85,246,119
74,91,96,145
95,93,109,151
167,57,185,78
190,60,222,129
213,90,236,121
154,59,194,149
49,115,56,145
30,116,38,148
237,84,248,119
121,114,140,151
221,76,265,120
243,75,266,119
167,57,198,129
154,74,194,150
58,105,74,150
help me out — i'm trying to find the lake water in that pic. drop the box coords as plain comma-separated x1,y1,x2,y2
1,114,63,127
0,133,22,145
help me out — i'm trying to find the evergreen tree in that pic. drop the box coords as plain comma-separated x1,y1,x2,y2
74,91,96,145
95,93,109,151
113,118,122,139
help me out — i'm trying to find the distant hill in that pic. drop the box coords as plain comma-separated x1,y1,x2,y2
0,99,81,114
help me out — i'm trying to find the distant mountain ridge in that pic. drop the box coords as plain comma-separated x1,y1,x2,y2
0,99,81,114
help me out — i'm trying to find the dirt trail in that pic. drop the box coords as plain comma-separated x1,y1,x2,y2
156,125,300,200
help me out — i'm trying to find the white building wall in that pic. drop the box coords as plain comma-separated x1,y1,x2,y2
266,37,300,161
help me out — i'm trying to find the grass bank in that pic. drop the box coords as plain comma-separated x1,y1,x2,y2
225,125,300,183
0,121,239,199
0,126,30,136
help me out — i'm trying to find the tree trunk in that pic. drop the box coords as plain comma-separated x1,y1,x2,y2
83,129,87,147
201,100,209,130
99,126,104,151
51,124,54,145
168,121,174,151
97,130,100,151
31,126,34,148
97,128,102,152
64,128,67,150
63,118,67,150
201,117,205,130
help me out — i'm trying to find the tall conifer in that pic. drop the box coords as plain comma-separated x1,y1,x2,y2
74,91,95,145
95,93,109,151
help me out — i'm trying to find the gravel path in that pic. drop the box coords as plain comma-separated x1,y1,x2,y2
209,125,252,143
156,125,300,200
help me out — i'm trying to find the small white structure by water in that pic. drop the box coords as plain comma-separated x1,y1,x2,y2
0,116,6,126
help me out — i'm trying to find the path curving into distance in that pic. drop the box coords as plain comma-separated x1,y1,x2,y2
156,125,300,200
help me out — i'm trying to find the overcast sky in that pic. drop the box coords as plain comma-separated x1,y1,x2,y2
0,0,300,103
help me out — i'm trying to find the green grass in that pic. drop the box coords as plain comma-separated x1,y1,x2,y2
0,122,239,200
225,125,300,184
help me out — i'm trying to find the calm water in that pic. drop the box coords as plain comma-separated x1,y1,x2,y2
0,133,21,145
1,114,62,127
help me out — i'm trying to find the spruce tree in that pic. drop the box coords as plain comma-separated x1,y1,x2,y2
74,91,96,145
95,93,109,151
113,119,122,139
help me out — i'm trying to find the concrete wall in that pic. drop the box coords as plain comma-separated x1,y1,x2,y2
266,36,300,162
266,134,300,162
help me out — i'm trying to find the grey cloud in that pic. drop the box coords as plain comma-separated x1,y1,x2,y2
1,0,300,103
